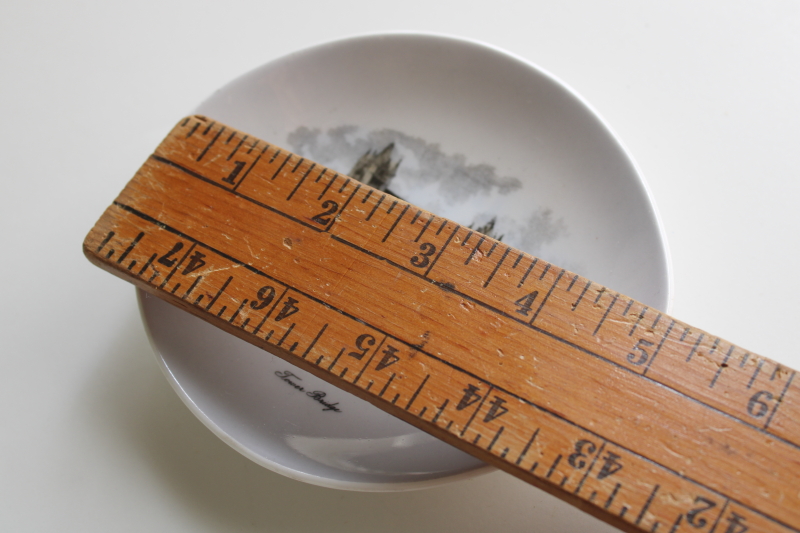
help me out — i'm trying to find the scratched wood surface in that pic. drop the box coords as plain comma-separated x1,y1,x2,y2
84,116,800,533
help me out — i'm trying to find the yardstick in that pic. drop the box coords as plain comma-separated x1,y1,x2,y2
84,116,800,533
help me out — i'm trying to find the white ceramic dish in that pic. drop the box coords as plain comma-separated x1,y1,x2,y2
139,33,672,491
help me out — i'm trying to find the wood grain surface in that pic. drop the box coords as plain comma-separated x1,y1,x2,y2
84,116,800,533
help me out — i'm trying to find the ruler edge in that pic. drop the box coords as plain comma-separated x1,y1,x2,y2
81,115,799,533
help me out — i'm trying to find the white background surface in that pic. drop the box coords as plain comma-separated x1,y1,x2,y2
2,1,799,532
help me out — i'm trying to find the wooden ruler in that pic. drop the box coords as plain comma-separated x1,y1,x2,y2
84,116,800,533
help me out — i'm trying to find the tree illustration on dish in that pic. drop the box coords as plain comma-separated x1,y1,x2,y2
288,125,565,251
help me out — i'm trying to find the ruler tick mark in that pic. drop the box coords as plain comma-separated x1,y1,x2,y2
574,442,606,495
378,374,396,397
327,348,345,371
353,336,386,386
567,274,579,292
629,305,648,336
201,121,215,135
277,323,296,347
710,345,736,388
593,293,620,336
464,236,485,265
765,371,796,429
604,483,621,509
424,224,460,277
382,204,409,242
530,269,565,324
622,298,634,318
410,210,421,225
431,399,449,424
317,173,338,200
139,254,158,276
337,178,350,193
315,354,325,365
366,194,385,221
127,260,137,271
216,306,227,317
339,368,348,378
301,324,328,359
196,126,225,161
224,131,236,144
228,299,249,323
487,426,505,451
594,287,607,305
159,242,196,289
290,157,305,173
246,139,259,154
516,428,539,466
186,121,200,138
644,319,676,375
748,358,765,388
328,183,361,231
435,219,448,235
227,135,247,159
461,230,473,247
546,455,562,479
170,283,181,294
635,484,660,525
511,252,523,270
538,263,551,280
96,231,115,252
708,501,729,533
232,145,269,191
286,163,315,201
518,258,538,288
418,406,428,418
472,434,482,445
686,332,705,362
205,275,233,311
406,374,430,410
486,241,498,258
484,246,511,288
460,385,492,437
268,149,282,164
270,153,292,180
414,216,433,242
361,188,373,202
252,287,289,335
739,352,750,368
572,280,591,310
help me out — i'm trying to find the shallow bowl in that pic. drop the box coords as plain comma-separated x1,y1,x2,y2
139,33,672,490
